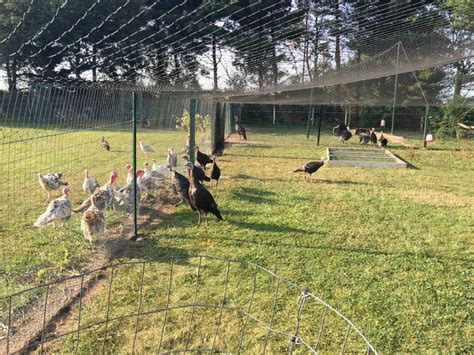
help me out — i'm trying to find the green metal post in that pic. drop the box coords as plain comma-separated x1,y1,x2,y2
391,42,400,134
306,87,314,139
306,106,312,139
189,98,197,163
423,105,429,149
132,92,138,239
317,106,323,146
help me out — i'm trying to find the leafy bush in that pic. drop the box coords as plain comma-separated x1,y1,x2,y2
176,109,212,144
431,97,473,138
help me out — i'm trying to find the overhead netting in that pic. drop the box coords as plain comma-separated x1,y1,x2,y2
0,0,471,104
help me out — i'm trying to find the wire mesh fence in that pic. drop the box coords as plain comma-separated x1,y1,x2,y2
0,85,217,325
0,256,377,354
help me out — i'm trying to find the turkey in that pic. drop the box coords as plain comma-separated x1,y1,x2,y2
355,128,370,144
182,155,211,183
293,159,324,180
152,159,169,176
370,128,378,145
195,146,213,170
144,162,166,179
38,172,68,202
139,138,155,155
34,187,72,227
137,169,161,197
379,133,388,148
355,128,370,136
80,195,106,244
210,158,221,189
235,116,247,140
115,181,140,213
166,148,178,170
186,162,223,225
333,122,352,143
82,169,100,195
171,169,195,210
101,137,111,151
125,164,134,185
74,171,118,212
339,129,352,143
332,122,347,136
359,134,370,144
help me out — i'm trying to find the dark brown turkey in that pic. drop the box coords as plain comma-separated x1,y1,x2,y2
186,162,223,225
293,159,324,180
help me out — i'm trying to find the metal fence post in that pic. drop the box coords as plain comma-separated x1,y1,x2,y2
317,105,323,146
132,91,138,239
189,98,196,163
391,41,401,134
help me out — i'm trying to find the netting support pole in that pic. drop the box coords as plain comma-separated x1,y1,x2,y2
391,41,401,134
132,91,138,240
306,87,314,139
423,105,429,149
273,105,276,125
317,106,323,146
189,98,196,163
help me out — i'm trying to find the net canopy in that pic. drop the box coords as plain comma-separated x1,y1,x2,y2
0,0,472,106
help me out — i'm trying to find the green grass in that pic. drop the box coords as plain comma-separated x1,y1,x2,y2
2,125,473,353
0,126,189,300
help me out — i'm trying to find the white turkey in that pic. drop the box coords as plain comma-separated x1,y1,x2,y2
74,171,119,212
34,187,72,227
152,159,169,177
80,195,106,244
125,163,134,185
82,169,100,195
38,172,68,202
144,162,166,179
166,148,178,169
137,169,161,197
139,138,155,155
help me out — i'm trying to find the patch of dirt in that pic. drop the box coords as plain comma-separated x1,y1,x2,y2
0,187,180,354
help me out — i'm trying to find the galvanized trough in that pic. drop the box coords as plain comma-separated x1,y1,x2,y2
326,147,407,168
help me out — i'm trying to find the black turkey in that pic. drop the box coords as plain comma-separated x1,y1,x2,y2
182,155,211,183
294,160,324,180
171,170,195,210
195,146,213,170
210,158,221,189
370,128,378,145
186,163,223,224
235,116,247,140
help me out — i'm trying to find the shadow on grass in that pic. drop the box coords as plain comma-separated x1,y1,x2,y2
127,239,192,265
225,152,320,161
227,220,309,234
153,232,472,264
393,154,420,170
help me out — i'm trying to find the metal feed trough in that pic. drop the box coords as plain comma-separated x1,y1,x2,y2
326,147,407,168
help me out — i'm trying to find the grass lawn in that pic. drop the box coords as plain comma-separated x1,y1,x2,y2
1,125,473,353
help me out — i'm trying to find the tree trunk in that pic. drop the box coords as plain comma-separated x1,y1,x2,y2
454,66,462,98
335,1,341,100
312,13,319,79
272,45,278,85
212,35,218,91
92,45,97,82
6,58,18,92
